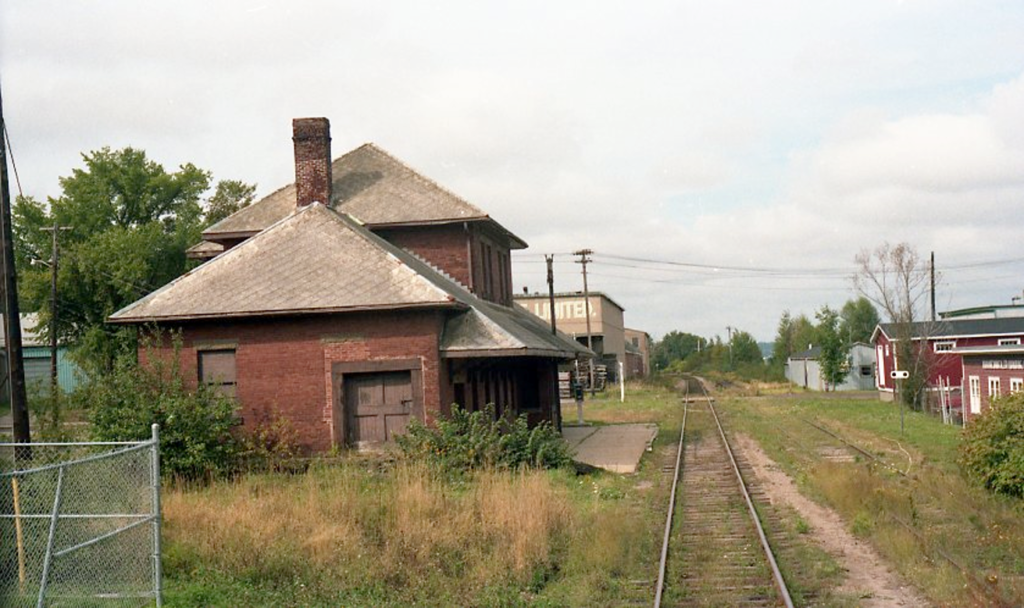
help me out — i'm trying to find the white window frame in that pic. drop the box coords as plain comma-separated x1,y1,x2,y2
988,376,1001,400
998,338,1021,346
969,376,981,414
1011,378,1024,394
933,341,956,353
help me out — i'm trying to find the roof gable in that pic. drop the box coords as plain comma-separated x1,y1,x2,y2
203,143,525,247
110,203,587,359
110,204,457,323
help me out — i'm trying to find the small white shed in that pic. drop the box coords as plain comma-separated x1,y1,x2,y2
784,342,876,391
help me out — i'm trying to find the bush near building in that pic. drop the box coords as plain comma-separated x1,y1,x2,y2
959,391,1024,498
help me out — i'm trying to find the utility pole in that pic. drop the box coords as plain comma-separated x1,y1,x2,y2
42,223,72,403
0,79,31,448
930,251,936,322
574,248,595,394
726,325,733,368
545,254,557,335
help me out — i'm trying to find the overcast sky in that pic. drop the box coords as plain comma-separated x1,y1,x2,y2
3,1,1024,342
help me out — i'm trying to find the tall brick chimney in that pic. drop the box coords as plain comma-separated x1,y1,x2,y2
293,117,332,208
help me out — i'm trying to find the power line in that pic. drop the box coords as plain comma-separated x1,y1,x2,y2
2,120,23,198
514,250,1024,278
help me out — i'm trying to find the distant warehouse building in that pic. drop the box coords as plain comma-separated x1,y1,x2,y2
624,328,651,378
515,292,627,380
1,313,85,401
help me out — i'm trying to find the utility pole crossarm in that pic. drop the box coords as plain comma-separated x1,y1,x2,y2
574,249,595,394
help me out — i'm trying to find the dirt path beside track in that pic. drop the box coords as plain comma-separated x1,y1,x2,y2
733,433,930,607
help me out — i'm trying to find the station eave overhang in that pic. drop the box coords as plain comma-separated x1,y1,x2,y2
441,347,583,359
108,301,465,325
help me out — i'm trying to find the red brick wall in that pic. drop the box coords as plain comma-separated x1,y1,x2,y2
293,117,332,208
142,310,445,452
372,223,515,306
375,225,473,289
469,230,513,306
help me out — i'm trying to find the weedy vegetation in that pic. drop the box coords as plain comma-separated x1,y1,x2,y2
720,387,1024,606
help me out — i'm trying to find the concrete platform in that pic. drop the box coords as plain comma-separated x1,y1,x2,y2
562,423,658,474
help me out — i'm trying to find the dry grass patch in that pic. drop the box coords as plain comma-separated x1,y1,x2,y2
163,461,575,604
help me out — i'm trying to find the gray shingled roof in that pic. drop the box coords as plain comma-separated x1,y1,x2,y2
877,318,1024,340
440,293,592,358
110,204,587,359
185,240,224,259
202,143,526,248
109,204,460,322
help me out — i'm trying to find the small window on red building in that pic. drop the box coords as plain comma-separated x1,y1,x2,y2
988,377,1001,399
199,349,237,397
933,341,956,353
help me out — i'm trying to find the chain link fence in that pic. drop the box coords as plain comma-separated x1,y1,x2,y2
0,425,162,607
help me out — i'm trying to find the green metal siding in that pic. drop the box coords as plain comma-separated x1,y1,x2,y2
22,346,85,393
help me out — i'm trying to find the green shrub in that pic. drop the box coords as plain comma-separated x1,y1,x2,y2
84,332,241,480
397,405,573,474
238,408,301,472
958,392,1024,498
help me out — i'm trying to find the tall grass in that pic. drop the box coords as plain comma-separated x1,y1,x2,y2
163,461,574,605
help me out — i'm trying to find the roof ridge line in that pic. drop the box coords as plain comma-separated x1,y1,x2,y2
362,143,490,219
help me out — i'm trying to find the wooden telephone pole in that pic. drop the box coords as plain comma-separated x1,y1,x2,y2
545,254,557,335
42,223,72,399
0,79,31,447
574,249,595,394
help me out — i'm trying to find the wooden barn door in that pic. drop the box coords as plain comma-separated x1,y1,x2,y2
344,371,414,446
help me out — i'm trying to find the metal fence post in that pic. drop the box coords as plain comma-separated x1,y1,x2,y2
151,423,163,608
37,465,66,608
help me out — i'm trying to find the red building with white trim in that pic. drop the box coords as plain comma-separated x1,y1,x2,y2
953,344,1024,423
872,318,1024,407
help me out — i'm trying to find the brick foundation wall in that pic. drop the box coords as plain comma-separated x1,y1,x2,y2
142,310,445,452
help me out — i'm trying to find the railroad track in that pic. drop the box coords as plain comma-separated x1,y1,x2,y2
655,377,793,608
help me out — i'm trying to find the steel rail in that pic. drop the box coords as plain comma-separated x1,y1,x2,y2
801,417,909,477
654,380,689,608
699,379,795,608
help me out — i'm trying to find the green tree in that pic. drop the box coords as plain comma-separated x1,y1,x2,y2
839,297,880,345
791,314,817,354
731,330,763,365
652,331,704,369
771,311,795,366
14,147,252,374
815,306,848,390
772,310,817,365
205,179,256,225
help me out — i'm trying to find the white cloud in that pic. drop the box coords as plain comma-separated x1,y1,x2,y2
5,1,1024,341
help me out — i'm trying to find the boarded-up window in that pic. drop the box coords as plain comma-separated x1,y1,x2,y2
199,350,237,397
